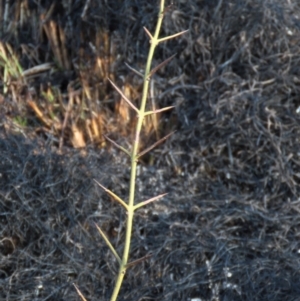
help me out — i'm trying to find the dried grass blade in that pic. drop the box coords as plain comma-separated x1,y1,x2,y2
144,106,174,116
125,62,143,78
137,131,175,158
158,29,189,43
27,100,52,127
107,78,139,114
148,53,177,79
94,223,121,264
73,284,88,301
22,63,54,77
93,179,128,210
58,25,70,70
104,135,130,156
134,193,167,210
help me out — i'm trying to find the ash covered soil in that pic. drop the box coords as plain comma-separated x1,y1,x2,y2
1,1,300,300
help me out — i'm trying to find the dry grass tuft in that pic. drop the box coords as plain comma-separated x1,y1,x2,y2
0,1,160,150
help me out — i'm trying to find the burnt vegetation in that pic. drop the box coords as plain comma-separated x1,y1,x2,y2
1,0,300,300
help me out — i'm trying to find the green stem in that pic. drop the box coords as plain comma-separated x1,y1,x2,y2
109,1,166,301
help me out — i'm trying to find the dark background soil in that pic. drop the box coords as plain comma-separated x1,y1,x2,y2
1,0,300,300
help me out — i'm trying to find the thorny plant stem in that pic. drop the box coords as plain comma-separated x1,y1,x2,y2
109,1,166,301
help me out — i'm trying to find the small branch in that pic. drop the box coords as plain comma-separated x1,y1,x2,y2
158,29,189,43
104,135,131,156
94,223,122,264
148,53,177,79
125,253,152,269
143,26,153,40
137,131,175,158
134,193,167,210
108,78,140,114
94,180,129,210
144,106,174,116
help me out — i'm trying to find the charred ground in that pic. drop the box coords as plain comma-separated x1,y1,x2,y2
1,1,300,300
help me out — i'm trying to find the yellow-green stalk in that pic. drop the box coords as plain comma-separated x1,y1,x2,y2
76,1,187,300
